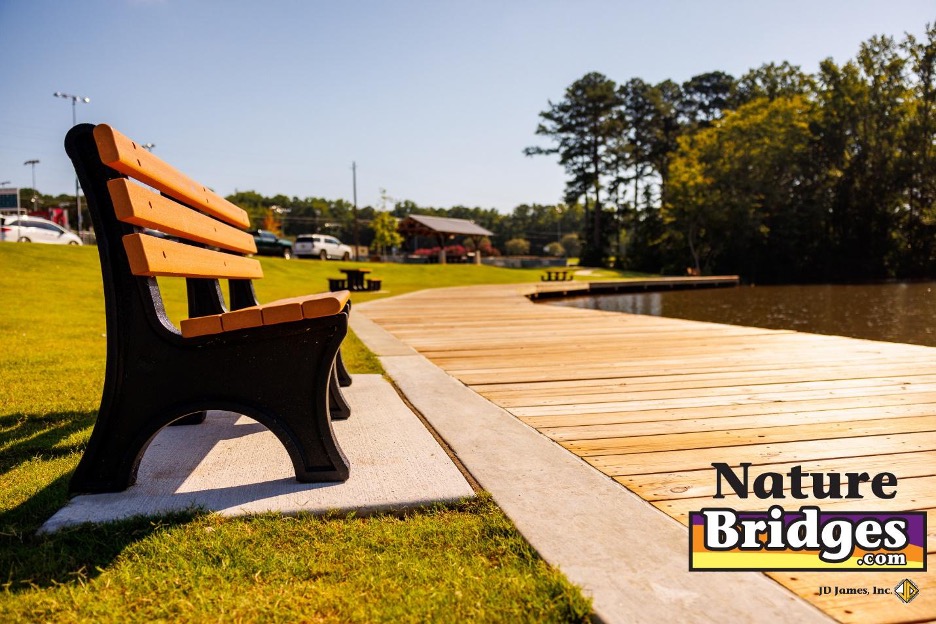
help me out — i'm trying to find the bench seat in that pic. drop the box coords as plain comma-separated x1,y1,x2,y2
181,290,352,337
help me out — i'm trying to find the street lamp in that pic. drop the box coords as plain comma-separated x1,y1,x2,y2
0,181,10,187
54,91,91,233
141,143,155,151
556,205,563,242
23,160,39,217
351,161,359,261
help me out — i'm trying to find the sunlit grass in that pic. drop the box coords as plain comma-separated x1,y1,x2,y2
0,243,591,622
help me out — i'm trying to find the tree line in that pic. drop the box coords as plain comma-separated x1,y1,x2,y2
224,189,585,257
21,22,932,276
527,23,936,282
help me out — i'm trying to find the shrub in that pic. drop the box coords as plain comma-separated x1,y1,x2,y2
505,238,531,256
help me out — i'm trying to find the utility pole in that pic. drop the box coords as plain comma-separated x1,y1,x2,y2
352,161,359,261
54,92,90,233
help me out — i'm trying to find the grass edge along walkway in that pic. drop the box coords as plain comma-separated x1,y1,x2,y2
0,244,631,622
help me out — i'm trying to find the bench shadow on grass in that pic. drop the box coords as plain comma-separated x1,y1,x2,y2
0,409,205,592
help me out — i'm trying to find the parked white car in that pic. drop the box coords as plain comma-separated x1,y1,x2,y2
294,234,353,260
0,215,82,245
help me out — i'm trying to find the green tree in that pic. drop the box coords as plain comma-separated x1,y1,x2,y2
505,238,531,256
679,71,737,128
898,23,936,275
813,36,910,278
545,241,565,257
665,95,819,279
560,233,582,258
613,78,670,268
733,62,815,105
371,211,403,255
525,72,624,266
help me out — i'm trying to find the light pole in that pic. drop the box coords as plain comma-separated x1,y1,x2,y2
54,92,90,233
351,161,359,261
141,143,155,151
23,159,39,217
556,205,563,242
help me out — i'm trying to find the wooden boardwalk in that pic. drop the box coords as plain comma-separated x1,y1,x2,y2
360,283,936,624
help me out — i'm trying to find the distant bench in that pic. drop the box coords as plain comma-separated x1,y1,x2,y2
542,269,574,282
329,268,381,292
65,123,353,493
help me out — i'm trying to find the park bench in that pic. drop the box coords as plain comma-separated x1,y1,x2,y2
64,123,353,493
541,268,573,282
328,269,381,292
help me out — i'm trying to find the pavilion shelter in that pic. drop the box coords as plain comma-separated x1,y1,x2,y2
396,214,493,264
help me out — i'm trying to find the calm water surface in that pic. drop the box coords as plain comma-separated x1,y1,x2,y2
550,282,936,347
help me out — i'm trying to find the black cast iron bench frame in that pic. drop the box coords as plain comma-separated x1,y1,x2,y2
65,123,354,494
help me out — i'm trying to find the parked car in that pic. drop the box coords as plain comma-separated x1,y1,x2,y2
0,215,82,245
294,234,353,260
248,229,293,258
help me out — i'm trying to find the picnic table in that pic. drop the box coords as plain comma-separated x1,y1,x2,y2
541,269,574,282
340,268,372,291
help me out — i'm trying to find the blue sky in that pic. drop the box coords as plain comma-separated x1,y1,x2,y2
1,1,931,212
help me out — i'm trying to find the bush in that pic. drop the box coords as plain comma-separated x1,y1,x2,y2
545,241,565,257
464,236,501,256
505,238,531,256
560,233,581,258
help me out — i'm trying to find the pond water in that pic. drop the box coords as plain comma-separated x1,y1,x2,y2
549,282,936,347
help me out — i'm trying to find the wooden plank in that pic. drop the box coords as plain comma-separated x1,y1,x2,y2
495,375,936,409
300,290,351,318
616,451,936,501
123,233,263,279
453,353,936,384
510,384,936,418
437,345,932,374
654,475,936,523
561,415,936,457
587,432,936,476
94,124,250,228
260,291,350,324
108,178,256,254
180,291,351,337
179,314,223,338
358,284,936,624
519,393,936,428
220,306,263,332
539,403,936,442
475,362,936,396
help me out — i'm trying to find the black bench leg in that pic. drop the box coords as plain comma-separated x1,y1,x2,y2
335,349,352,387
170,411,207,426
329,365,351,420
69,318,350,493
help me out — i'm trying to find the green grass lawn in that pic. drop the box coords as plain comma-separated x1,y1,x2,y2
0,243,596,623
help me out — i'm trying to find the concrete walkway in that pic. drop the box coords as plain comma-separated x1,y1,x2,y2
41,375,474,533
352,298,832,624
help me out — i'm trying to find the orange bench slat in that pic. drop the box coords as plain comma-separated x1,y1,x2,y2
94,124,250,229
179,291,351,338
123,233,263,279
109,179,257,254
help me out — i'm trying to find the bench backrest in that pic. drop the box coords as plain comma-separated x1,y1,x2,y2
92,124,261,280
65,122,276,342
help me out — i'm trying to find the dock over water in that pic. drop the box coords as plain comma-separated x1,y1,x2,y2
359,281,935,624
531,274,741,299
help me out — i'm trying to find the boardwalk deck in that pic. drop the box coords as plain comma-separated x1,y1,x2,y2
359,283,935,624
